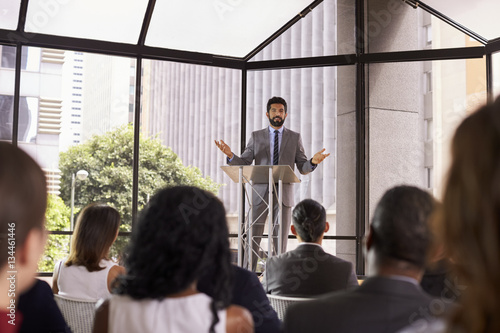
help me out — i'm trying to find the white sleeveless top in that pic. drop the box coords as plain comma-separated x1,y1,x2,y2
107,293,226,333
56,258,117,301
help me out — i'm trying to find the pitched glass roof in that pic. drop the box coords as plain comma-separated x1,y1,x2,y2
422,0,500,41
145,0,313,57
25,0,149,44
0,0,20,30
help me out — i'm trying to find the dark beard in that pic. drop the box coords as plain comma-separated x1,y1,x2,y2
269,116,284,127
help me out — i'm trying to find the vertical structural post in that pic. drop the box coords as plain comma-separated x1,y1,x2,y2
131,56,142,228
12,44,22,146
268,167,273,259
70,173,76,231
486,53,493,103
355,0,367,276
237,167,243,267
278,177,283,255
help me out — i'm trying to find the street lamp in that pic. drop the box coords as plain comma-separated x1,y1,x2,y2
70,169,89,231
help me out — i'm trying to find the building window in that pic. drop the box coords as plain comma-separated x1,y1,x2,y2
424,25,432,46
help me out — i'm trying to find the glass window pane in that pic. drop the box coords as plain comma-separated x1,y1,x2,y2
422,0,500,41
38,234,70,273
146,0,314,58
141,59,240,215
366,2,482,53
0,45,17,142
249,1,355,61
245,65,357,267
494,52,500,99
368,58,487,219
20,47,137,274
0,0,20,30
25,0,149,44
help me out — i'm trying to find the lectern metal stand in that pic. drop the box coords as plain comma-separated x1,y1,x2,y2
221,165,300,269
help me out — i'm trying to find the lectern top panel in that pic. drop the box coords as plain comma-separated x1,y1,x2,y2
221,165,300,184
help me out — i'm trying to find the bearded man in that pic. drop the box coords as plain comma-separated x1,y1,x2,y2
215,96,329,271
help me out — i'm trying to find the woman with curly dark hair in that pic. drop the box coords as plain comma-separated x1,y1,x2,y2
93,186,253,333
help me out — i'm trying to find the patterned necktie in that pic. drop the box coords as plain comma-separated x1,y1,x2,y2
273,130,279,165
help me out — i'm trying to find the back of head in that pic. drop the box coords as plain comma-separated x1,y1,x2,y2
66,203,121,271
0,142,47,267
292,199,326,243
439,97,500,333
116,185,231,302
371,185,435,269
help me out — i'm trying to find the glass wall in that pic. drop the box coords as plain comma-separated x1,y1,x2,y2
246,64,357,266
11,47,138,272
366,2,484,53
367,58,487,219
0,45,17,142
494,52,500,99
141,59,242,250
249,1,355,61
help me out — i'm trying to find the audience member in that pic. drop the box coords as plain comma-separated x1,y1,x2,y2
400,97,500,333
0,142,49,332
18,279,71,333
262,199,358,296
52,203,124,300
199,264,281,333
284,185,445,333
93,186,253,333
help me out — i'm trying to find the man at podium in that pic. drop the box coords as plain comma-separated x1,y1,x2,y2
215,96,329,270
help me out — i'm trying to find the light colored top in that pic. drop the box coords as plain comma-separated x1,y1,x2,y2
56,258,117,301
107,293,226,333
397,318,447,333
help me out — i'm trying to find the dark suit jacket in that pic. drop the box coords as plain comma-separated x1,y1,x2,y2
229,127,314,206
262,244,358,297
284,276,447,333
198,265,282,333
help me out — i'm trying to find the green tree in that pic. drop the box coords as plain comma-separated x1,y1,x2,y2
39,194,71,272
58,124,220,259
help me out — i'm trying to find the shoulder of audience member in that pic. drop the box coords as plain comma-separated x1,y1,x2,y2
226,305,254,333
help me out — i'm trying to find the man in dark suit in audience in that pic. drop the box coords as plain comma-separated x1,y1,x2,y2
262,199,358,296
284,185,451,333
198,264,281,333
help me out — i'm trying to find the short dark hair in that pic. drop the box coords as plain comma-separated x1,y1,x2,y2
267,96,287,113
292,199,326,243
371,185,435,268
66,203,121,272
114,186,232,333
0,142,47,267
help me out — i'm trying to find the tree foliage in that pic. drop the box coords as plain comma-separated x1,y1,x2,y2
59,124,220,228
57,124,221,260
39,194,71,272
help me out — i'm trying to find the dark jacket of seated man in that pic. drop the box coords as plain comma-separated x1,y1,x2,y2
284,186,455,333
262,199,358,297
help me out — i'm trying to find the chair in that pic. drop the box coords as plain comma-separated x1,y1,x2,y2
267,294,311,321
54,294,97,333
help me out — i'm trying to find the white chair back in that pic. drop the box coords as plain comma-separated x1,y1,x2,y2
267,294,311,321
54,294,97,333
